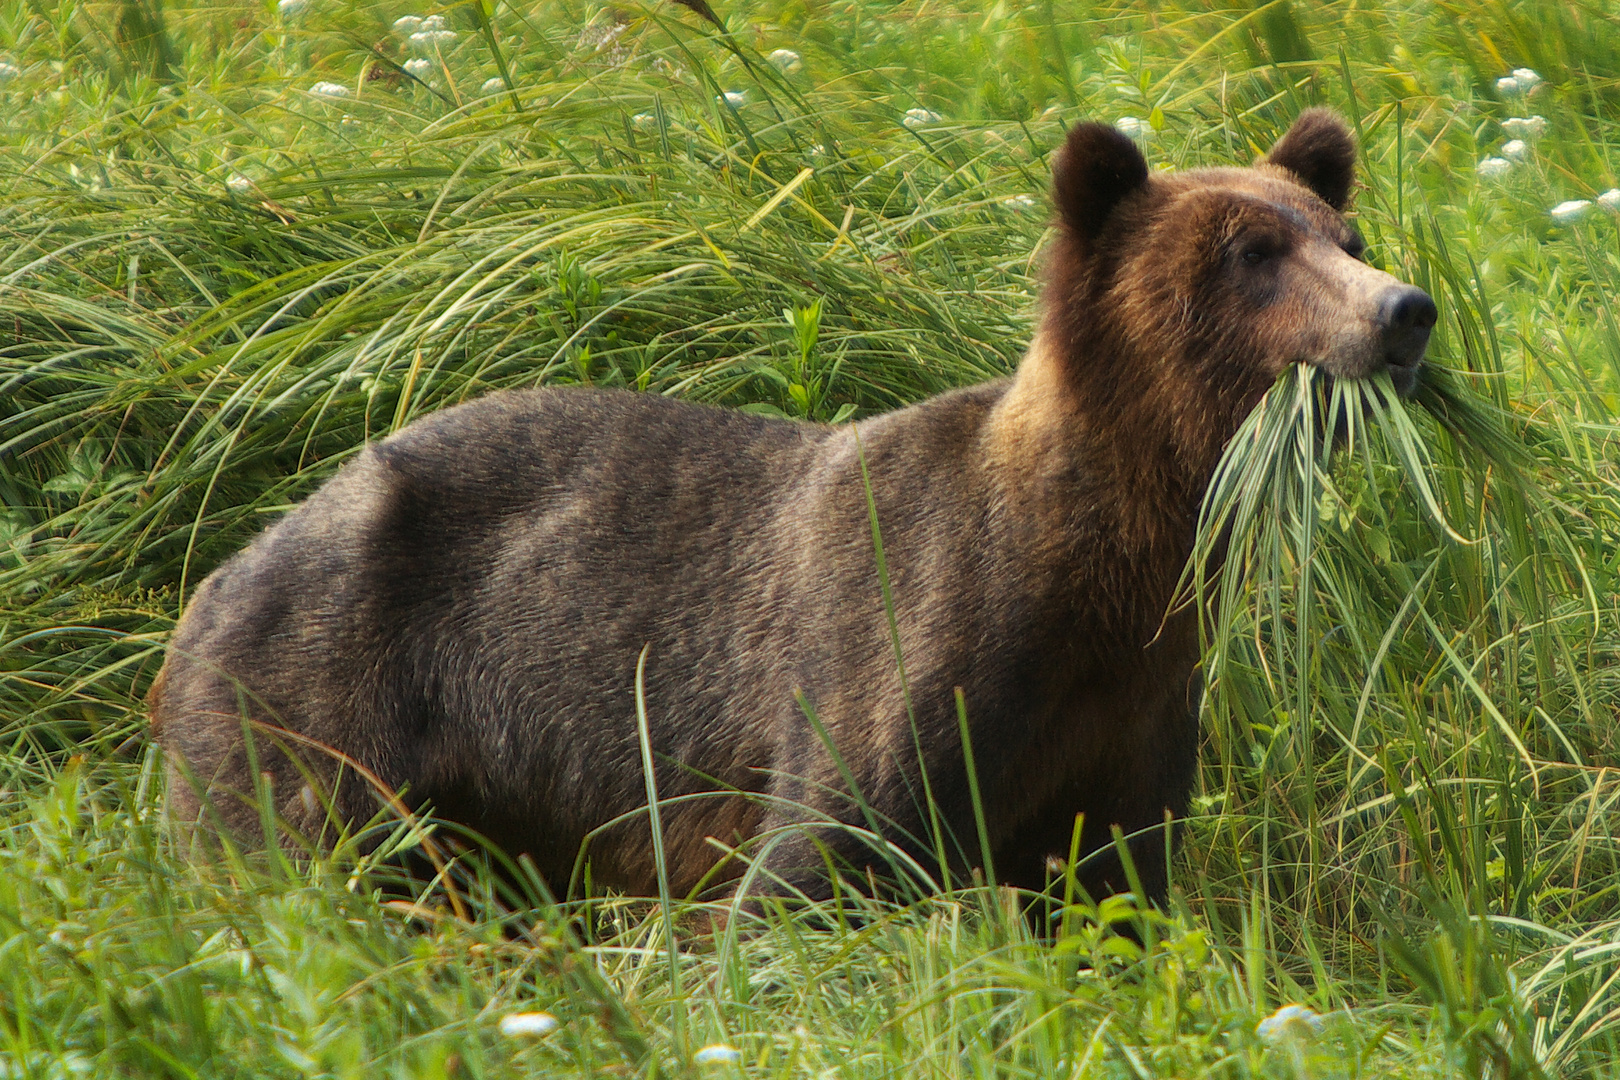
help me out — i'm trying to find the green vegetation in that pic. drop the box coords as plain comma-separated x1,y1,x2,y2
3,0,1620,1075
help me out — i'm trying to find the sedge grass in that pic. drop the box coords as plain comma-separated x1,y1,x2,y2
5,0,1620,1076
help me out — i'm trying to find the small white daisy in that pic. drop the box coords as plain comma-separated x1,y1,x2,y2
309,81,350,98
694,1044,742,1065
1476,156,1512,179
1551,199,1592,224
226,173,253,193
393,15,423,34
1256,1004,1323,1044
1501,139,1528,160
901,107,941,129
403,57,433,79
1495,76,1520,95
497,1011,558,1037
1501,115,1546,140
1597,189,1620,212
767,49,803,74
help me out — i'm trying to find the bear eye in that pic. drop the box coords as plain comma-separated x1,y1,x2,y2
1241,247,1271,266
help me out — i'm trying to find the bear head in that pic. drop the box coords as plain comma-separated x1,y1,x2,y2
1042,108,1435,473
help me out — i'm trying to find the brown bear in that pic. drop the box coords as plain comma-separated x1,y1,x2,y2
150,108,1434,908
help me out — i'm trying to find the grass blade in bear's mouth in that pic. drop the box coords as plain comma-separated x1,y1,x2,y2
1185,361,1532,618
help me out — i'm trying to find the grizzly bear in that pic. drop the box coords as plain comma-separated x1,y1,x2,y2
150,108,1434,908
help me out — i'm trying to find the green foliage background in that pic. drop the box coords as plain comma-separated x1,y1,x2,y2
3,0,1620,1076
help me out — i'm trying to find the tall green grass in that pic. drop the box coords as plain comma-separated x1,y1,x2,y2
5,0,1620,1075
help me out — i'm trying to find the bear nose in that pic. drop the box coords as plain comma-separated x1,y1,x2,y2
1377,285,1436,389
1381,286,1438,335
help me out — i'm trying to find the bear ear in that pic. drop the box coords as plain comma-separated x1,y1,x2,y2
1051,122,1151,243
1267,108,1357,211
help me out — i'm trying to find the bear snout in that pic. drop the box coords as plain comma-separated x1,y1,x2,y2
1376,285,1436,396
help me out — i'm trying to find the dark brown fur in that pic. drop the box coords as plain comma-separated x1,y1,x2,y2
151,110,1433,905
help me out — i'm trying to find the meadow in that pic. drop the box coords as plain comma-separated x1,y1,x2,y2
3,0,1620,1075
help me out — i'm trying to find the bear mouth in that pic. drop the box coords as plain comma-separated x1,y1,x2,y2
1385,357,1423,398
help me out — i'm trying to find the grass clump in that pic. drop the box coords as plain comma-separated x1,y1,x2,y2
5,0,1620,1076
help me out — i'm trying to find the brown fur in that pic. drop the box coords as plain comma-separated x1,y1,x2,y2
150,110,1433,905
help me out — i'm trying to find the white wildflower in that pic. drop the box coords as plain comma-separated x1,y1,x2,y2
1495,76,1520,95
1512,67,1542,92
421,14,447,30
1003,193,1039,213
767,49,803,74
403,57,433,80
901,107,941,129
340,113,357,127
1551,199,1592,224
1476,157,1512,179
226,172,253,193
1501,115,1546,140
481,76,506,95
410,28,457,50
309,81,350,98
1597,189,1620,212
694,1044,742,1065
1501,139,1528,160
393,15,423,35
809,143,827,156
0,60,23,83
497,1011,559,1037
720,90,746,107
277,0,306,16
578,22,626,52
1256,1004,1323,1045
631,112,658,130
1115,115,1153,141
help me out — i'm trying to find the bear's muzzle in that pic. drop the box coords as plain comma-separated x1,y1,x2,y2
1376,284,1436,397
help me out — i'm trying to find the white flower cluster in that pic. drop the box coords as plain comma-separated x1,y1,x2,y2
277,0,306,17
309,81,350,98
481,76,506,96
1501,115,1546,140
1256,1003,1323,1044
398,13,455,51
226,173,253,194
1551,199,1591,224
767,49,802,75
497,1011,558,1037
693,1044,742,1065
1495,67,1542,97
403,57,433,80
901,107,941,129
1478,70,1547,180
1115,116,1154,142
719,90,746,107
